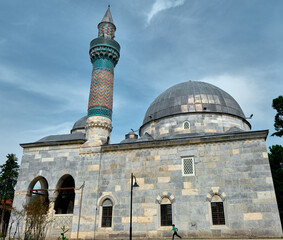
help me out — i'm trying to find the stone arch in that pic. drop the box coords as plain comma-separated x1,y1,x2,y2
26,176,49,205
97,194,116,228
206,187,226,202
156,192,175,226
155,191,175,204
206,188,226,225
54,174,75,214
98,194,116,207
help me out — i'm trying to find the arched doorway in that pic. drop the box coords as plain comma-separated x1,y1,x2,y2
54,175,75,214
27,176,49,206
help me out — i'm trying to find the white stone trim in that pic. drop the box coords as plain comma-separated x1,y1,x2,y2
206,188,228,228
156,193,175,229
97,194,116,230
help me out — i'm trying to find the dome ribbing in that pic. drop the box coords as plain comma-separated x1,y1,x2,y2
143,81,245,125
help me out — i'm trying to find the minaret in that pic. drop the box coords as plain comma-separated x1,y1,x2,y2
85,6,120,146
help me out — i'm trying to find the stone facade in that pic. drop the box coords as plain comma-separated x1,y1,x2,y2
10,6,282,240
11,130,282,239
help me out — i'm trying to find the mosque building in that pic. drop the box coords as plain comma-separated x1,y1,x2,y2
11,6,282,239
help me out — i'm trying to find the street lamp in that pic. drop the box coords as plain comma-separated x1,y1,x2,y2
130,173,139,240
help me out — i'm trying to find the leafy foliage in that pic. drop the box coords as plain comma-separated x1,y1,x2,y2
58,225,69,240
269,96,283,228
24,196,51,240
271,95,283,137
0,154,19,201
0,154,19,235
268,145,283,228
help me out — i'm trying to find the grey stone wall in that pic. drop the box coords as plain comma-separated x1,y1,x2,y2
95,137,281,239
11,134,282,239
11,144,101,239
140,113,251,139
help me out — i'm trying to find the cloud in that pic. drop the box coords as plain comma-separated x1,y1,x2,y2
198,74,274,131
200,74,263,114
23,121,74,137
147,0,186,24
199,73,283,147
0,64,88,113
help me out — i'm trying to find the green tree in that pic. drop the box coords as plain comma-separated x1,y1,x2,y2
271,95,283,137
269,96,283,229
0,154,19,235
268,145,283,227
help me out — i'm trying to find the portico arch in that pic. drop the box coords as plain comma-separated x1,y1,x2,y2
54,174,75,214
27,176,49,205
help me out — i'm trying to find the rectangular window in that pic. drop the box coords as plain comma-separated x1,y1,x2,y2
102,206,112,227
182,157,195,176
211,202,225,225
161,204,172,226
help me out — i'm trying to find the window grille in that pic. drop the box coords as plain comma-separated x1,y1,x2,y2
182,157,195,176
161,204,172,226
211,202,225,225
102,199,113,227
183,121,190,129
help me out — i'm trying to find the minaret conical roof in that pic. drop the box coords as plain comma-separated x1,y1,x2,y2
101,5,114,24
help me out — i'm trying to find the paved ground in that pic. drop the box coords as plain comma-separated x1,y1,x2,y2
145,239,283,240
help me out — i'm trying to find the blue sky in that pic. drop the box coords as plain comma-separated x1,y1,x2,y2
0,0,282,165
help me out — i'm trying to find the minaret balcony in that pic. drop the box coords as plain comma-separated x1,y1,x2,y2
89,39,120,66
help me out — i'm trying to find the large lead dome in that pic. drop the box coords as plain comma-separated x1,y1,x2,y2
140,80,250,139
143,81,245,125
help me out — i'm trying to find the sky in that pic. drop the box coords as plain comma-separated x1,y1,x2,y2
0,0,282,165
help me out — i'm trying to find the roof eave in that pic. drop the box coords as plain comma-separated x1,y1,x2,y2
103,130,269,152
20,139,86,148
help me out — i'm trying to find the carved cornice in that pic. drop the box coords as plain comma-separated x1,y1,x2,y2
86,121,112,132
102,130,269,152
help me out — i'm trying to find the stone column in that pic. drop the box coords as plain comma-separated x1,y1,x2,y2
46,196,56,238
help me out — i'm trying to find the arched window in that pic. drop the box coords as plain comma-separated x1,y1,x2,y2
160,197,172,226
101,199,113,227
211,195,225,225
183,121,190,130
27,176,49,206
54,175,75,214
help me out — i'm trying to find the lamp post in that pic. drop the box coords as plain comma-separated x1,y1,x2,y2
130,173,139,240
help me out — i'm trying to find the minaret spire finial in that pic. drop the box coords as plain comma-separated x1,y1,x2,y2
97,5,116,39
100,5,114,25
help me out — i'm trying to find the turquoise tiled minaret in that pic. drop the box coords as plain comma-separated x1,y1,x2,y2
88,5,120,119
85,6,120,146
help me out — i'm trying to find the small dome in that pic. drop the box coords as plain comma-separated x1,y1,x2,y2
71,116,87,133
143,81,245,125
